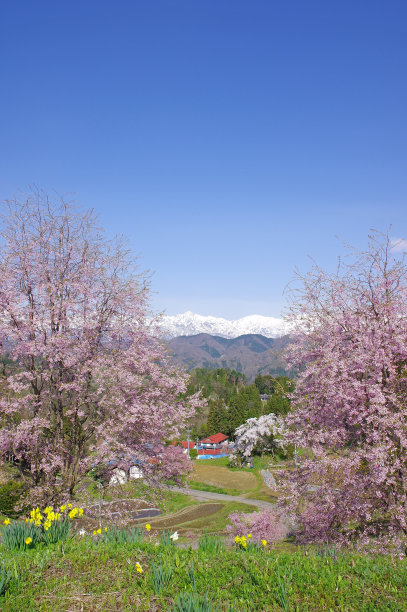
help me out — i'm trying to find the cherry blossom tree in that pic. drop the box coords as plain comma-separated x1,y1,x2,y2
234,414,287,458
280,234,407,554
0,190,200,504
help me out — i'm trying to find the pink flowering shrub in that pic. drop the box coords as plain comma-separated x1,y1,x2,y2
226,509,288,544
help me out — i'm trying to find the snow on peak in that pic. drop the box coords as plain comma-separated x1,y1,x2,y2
159,311,289,339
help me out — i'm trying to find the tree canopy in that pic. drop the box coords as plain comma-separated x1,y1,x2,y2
281,234,407,554
0,191,199,504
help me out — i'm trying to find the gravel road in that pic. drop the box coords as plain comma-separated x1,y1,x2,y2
168,486,276,510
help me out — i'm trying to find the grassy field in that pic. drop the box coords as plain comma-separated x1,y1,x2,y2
188,463,258,491
187,456,282,503
1,532,406,611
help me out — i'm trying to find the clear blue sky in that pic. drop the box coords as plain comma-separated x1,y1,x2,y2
1,1,406,318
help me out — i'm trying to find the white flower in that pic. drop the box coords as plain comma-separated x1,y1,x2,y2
79,529,86,536
169,531,179,541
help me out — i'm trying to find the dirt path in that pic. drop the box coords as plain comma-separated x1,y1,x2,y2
169,486,276,510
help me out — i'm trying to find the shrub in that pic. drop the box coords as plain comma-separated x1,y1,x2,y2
189,448,198,460
226,509,288,545
0,481,27,518
228,453,242,468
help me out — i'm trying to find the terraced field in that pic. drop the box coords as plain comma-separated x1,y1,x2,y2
138,500,256,535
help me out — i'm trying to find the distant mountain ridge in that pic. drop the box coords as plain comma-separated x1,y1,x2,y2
160,311,288,339
167,332,292,380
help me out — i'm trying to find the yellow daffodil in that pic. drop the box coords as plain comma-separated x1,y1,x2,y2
44,520,51,531
241,541,247,549
97,528,101,534
135,562,143,573
60,505,66,512
25,518,29,523
104,527,107,532
261,539,267,547
68,508,78,519
78,508,84,517
145,523,151,532
234,536,241,544
247,534,252,539
25,537,32,545
68,503,73,509
44,506,53,513
3,518,10,526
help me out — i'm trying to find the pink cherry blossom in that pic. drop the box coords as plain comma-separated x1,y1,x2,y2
277,232,407,555
0,190,201,504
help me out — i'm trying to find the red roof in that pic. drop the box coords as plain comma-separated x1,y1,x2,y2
170,440,195,449
200,433,228,444
181,441,195,449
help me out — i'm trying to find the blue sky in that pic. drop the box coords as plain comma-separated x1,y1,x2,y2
1,1,406,319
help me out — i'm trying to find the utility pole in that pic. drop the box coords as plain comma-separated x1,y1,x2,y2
294,443,298,468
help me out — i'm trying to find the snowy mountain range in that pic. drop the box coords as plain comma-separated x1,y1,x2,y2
159,311,289,339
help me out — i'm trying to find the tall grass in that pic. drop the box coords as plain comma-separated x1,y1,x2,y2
197,534,224,553
1,521,42,551
151,560,173,595
0,566,9,597
103,526,144,545
172,591,220,612
41,517,71,545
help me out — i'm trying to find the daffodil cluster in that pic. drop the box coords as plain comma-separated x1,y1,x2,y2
23,504,84,531
234,535,248,549
234,534,268,550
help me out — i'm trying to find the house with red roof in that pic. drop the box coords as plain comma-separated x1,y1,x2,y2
197,432,230,459
200,433,229,448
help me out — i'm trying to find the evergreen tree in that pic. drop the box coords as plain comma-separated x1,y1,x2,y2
264,376,294,416
254,374,276,395
206,399,228,435
228,384,262,437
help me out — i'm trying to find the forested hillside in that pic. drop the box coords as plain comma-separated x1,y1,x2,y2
168,333,292,380
184,368,294,439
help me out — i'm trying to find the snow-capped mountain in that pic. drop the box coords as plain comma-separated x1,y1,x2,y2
159,311,289,339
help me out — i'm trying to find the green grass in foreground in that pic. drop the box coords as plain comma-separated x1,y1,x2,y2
1,536,406,611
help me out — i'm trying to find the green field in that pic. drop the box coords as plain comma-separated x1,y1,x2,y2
1,533,406,611
2,458,404,610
